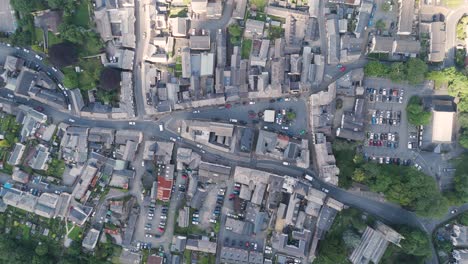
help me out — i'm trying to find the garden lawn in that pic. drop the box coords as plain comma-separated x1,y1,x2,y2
241,39,252,59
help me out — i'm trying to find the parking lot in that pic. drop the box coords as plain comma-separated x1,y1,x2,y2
371,0,398,35
363,81,411,164
363,78,460,178
198,183,227,230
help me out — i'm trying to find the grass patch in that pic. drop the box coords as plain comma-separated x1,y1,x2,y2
241,39,252,59
46,158,66,178
48,32,62,46
443,0,463,7
67,225,83,241
71,0,91,28
250,0,267,11
63,57,103,91
174,224,206,236
199,254,216,264
21,224,31,239
169,7,188,18
268,15,286,24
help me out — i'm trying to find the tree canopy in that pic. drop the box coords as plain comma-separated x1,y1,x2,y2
49,42,78,68
427,67,468,149
406,96,431,126
452,154,468,203
333,140,449,217
364,59,428,85
100,67,121,92
228,24,242,44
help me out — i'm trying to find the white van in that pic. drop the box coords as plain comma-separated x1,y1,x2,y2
159,124,164,131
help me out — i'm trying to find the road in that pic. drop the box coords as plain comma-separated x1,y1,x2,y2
444,5,468,67
190,0,235,35
133,0,149,119
0,43,64,82
0,10,464,262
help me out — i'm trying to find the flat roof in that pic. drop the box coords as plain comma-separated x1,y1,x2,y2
432,110,454,143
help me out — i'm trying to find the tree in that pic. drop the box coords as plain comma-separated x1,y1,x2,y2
100,68,121,92
388,62,405,82
453,155,468,203
59,23,85,44
286,111,296,121
46,0,64,8
406,96,431,126
10,29,33,46
268,26,283,40
35,243,48,257
459,113,468,128
342,229,361,250
459,131,468,148
381,2,391,11
457,22,466,40
459,212,468,225
352,169,366,182
49,42,78,68
406,58,428,85
375,19,386,31
11,0,36,13
399,227,431,258
364,61,388,77
336,98,343,110
228,24,242,44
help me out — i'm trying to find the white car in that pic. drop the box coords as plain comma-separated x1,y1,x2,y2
249,101,255,105
170,137,176,142
193,110,200,114
196,144,203,148
281,126,289,130
52,67,58,72
321,188,330,193
129,121,136,125
284,98,291,101
68,118,75,123
7,94,14,98
141,161,145,167
35,54,43,60
209,219,217,223
23,48,29,53
282,161,290,166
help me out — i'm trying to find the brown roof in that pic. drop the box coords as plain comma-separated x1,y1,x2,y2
147,255,163,264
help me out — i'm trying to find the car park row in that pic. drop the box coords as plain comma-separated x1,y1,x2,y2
366,87,404,104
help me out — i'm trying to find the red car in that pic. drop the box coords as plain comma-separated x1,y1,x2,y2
339,66,346,72
225,104,232,109
158,227,165,232
34,106,44,112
